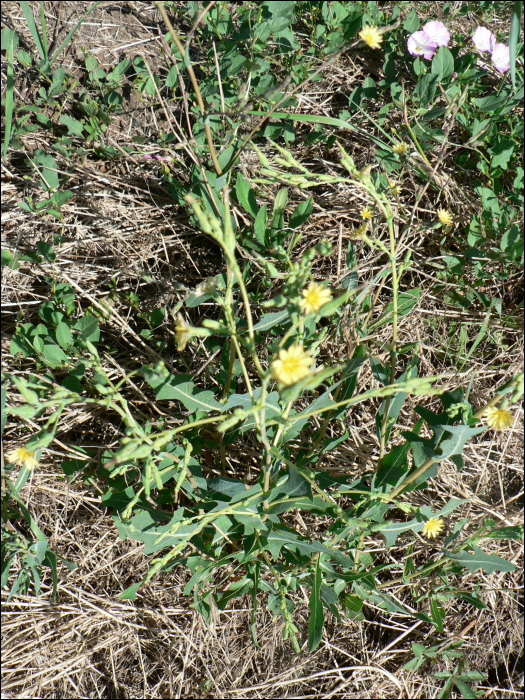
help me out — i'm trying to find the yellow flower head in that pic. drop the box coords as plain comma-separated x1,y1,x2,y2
174,314,192,352
195,277,216,298
388,180,401,196
422,517,445,539
359,25,383,50
270,344,313,386
7,446,39,471
358,165,372,180
484,406,514,431
361,207,373,220
353,222,369,240
299,282,332,315
392,142,409,155
437,209,453,227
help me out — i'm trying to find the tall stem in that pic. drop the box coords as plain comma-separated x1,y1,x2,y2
379,212,399,462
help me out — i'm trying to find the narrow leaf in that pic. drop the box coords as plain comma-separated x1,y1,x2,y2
146,373,223,413
308,560,324,652
254,309,290,331
509,1,522,89
236,172,258,218
445,546,516,574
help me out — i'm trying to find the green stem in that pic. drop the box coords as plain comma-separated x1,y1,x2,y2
155,1,222,176
258,379,273,510
379,213,399,463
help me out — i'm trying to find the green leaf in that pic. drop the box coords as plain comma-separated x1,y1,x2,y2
403,8,420,33
34,150,59,192
120,581,143,600
317,285,359,318
373,429,416,489
113,509,188,555
431,47,454,82
445,545,516,574
149,307,165,327
253,204,268,246
435,424,486,461
490,139,514,171
308,560,324,652
272,187,288,219
478,187,501,216
56,321,73,349
50,190,73,208
284,465,311,499
253,309,290,331
509,1,522,90
370,289,420,329
486,525,524,541
59,115,84,137
263,0,295,33
343,594,364,620
42,343,68,365
430,598,445,633
451,676,479,699
235,172,258,218
280,363,344,405
37,241,56,262
0,384,6,435
474,95,508,113
266,525,353,568
289,197,313,229
19,2,45,61
146,373,224,413
377,519,419,548
1,249,19,269
77,315,100,343
1,28,18,161
415,74,438,107
376,361,418,444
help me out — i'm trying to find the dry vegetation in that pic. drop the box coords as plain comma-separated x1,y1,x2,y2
1,1,523,698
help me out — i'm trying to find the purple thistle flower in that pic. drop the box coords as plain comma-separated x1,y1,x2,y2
407,31,439,60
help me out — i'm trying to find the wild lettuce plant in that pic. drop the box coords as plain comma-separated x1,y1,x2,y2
2,1,523,680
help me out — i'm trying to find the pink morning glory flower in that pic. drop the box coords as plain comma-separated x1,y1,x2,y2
472,26,496,53
143,154,171,161
422,21,451,48
407,31,439,60
491,43,510,74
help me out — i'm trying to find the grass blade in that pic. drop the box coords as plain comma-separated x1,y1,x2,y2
1,28,18,161
19,1,45,61
49,1,102,68
509,1,522,90
39,0,48,62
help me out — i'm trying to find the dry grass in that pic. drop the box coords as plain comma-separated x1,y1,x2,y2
1,1,523,697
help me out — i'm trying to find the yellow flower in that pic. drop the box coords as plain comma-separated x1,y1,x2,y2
270,344,313,386
194,277,216,298
358,165,372,179
359,25,383,50
7,446,39,471
174,314,192,351
361,207,373,220
388,180,401,196
437,209,453,226
299,282,333,315
484,407,514,431
422,517,445,539
392,142,408,155
353,222,369,239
